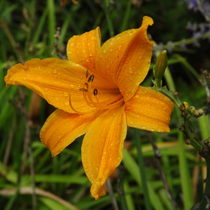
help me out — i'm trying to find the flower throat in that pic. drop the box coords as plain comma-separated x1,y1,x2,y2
69,70,124,112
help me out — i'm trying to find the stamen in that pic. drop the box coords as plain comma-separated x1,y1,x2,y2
79,88,88,92
86,80,98,106
88,74,94,82
93,88,98,96
86,70,89,78
69,94,83,113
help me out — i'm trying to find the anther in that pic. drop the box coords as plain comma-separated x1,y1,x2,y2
79,88,88,92
88,74,94,82
86,70,89,78
93,88,98,96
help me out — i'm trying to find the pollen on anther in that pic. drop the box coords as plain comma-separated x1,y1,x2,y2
88,74,94,82
93,89,98,96
86,70,89,78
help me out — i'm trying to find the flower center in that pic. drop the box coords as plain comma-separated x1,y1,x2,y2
69,70,124,113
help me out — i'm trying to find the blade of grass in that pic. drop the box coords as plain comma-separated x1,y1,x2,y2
102,0,114,37
123,148,165,210
32,6,48,47
165,67,193,210
134,129,152,210
48,0,56,46
120,0,131,32
123,180,135,210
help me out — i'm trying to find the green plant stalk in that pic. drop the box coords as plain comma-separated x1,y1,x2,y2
162,31,210,49
118,163,128,210
153,87,202,152
154,87,182,108
102,0,114,37
184,119,202,151
198,157,210,210
134,129,152,210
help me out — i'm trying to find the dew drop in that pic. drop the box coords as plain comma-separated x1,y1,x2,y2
64,92,68,97
103,49,106,53
70,84,75,88
110,49,113,52
135,94,139,98
83,50,86,53
129,68,133,74
70,43,75,47
55,97,59,101
53,69,57,73
64,101,69,106
130,121,133,124
68,50,73,55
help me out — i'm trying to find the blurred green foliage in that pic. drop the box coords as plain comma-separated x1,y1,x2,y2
1,0,210,210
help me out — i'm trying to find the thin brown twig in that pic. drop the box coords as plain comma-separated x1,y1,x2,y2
3,120,15,166
147,131,178,210
106,178,119,210
9,87,37,210
52,27,67,60
196,0,210,23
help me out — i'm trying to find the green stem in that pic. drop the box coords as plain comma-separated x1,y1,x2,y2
155,87,182,108
162,31,210,49
185,119,202,151
198,157,210,210
134,129,152,210
118,162,128,210
102,0,114,37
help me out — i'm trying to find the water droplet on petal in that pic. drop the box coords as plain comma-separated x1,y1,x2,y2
110,49,113,52
55,97,59,101
130,121,133,124
129,68,133,74
103,49,106,53
64,92,68,97
64,101,69,106
53,69,57,73
135,94,139,98
70,43,75,47
70,84,75,88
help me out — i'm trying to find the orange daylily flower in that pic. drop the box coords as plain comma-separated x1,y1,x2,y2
5,16,174,200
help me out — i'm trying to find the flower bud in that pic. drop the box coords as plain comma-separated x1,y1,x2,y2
153,50,168,87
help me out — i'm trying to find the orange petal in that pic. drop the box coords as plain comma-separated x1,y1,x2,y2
95,16,154,101
125,86,174,132
40,109,100,156
67,27,101,72
4,58,113,113
81,105,127,200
